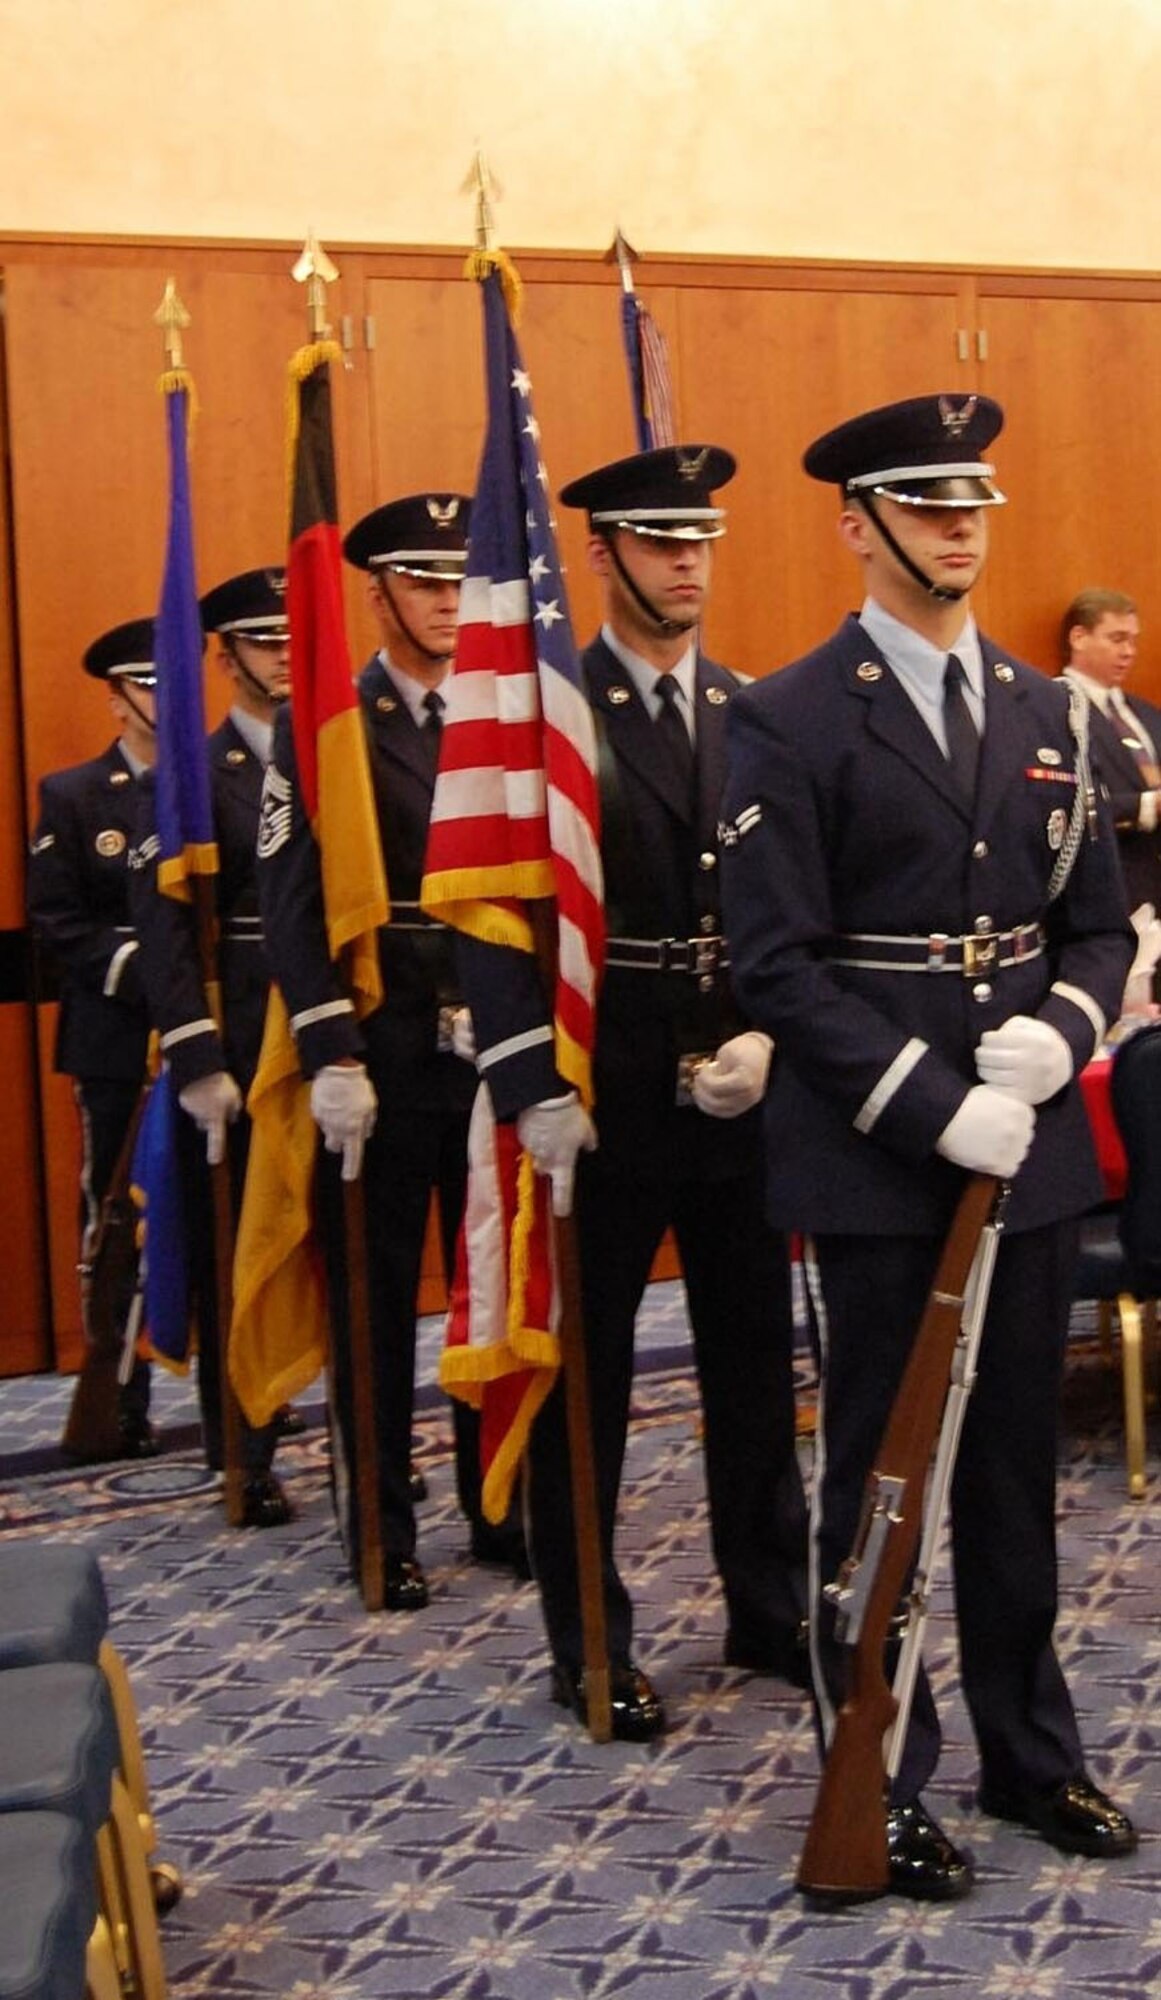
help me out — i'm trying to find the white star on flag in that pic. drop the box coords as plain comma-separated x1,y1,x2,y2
534,597,564,630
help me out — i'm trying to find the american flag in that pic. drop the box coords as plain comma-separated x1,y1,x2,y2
423,265,603,1104
620,291,677,454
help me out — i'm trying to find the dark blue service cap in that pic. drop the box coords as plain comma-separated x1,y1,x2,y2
199,567,288,637
82,617,158,685
343,494,471,576
804,394,1006,506
559,444,736,539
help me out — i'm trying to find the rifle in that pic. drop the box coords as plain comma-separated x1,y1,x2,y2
796,1172,1005,1901
61,1083,152,1462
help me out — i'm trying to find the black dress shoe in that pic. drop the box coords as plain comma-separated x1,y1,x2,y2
885,1802,975,1902
550,1660,666,1742
409,1467,428,1503
724,1620,812,1692
384,1556,429,1612
469,1522,532,1580
979,1776,1138,1858
273,1404,307,1438
240,1472,293,1529
118,1413,161,1460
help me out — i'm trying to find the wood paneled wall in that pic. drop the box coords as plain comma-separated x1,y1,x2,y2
4,234,1161,1371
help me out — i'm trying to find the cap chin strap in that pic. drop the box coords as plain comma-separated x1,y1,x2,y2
607,537,700,638
860,494,968,604
225,641,287,710
378,577,454,664
119,687,157,735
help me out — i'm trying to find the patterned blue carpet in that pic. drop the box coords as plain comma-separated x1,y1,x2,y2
0,1285,1157,2000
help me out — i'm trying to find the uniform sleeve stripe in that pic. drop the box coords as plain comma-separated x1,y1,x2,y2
103,938,139,997
160,1018,217,1051
1050,981,1106,1054
289,999,355,1033
477,1025,554,1072
853,1037,929,1135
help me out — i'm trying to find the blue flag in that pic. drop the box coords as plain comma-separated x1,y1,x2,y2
154,381,217,901
130,1071,191,1369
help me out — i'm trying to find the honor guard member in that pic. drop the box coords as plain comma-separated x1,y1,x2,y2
720,395,1138,1898
257,492,523,1607
457,445,810,1741
129,568,293,1527
1059,589,1161,919
28,619,161,1459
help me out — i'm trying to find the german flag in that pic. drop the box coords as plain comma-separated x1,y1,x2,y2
230,341,388,1426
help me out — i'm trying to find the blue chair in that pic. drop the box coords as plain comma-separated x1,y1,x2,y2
0,1810,100,2000
0,1543,181,1914
1074,1022,1161,1497
0,1664,167,1999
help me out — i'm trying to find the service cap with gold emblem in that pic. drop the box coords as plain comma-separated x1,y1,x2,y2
82,617,159,687
200,567,288,641
342,494,471,578
559,443,736,541
803,394,1006,509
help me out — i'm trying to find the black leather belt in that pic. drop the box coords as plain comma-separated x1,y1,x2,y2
605,934,730,976
828,921,1046,977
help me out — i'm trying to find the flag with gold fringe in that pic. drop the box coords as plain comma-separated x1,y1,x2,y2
422,255,604,1519
229,340,389,1427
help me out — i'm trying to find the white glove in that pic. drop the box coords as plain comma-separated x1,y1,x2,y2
517,1091,597,1218
179,1071,243,1166
691,1031,774,1119
936,1085,1036,1179
974,1015,1072,1105
310,1063,378,1181
450,1007,477,1064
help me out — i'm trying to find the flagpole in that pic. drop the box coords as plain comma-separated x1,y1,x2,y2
464,159,612,1741
154,281,247,1529
290,235,385,1615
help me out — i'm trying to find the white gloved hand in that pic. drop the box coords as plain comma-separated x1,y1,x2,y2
974,1015,1073,1105
179,1071,243,1166
691,1031,774,1119
936,1084,1036,1178
310,1063,378,1181
450,1007,477,1064
517,1091,597,1218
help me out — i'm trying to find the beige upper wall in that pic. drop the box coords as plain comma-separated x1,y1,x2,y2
2,0,1160,268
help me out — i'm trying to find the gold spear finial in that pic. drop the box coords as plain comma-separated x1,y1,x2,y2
461,146,502,252
603,228,640,295
292,228,340,340
154,277,191,369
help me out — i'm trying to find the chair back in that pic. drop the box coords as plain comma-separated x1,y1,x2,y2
1110,1021,1161,1293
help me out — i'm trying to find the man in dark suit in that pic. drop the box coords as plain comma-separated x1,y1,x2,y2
458,445,809,1741
256,495,524,1606
1059,587,1161,917
129,568,293,1527
720,395,1138,1900
28,618,161,1459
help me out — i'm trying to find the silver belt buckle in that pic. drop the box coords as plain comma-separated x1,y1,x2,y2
962,933,999,978
693,936,721,978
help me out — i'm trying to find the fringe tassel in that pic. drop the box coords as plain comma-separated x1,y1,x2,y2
464,247,523,325
285,340,344,503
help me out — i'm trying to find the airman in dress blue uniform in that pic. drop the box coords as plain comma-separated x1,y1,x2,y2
720,394,1138,1899
129,568,294,1527
256,494,524,1607
28,619,161,1459
458,445,809,1741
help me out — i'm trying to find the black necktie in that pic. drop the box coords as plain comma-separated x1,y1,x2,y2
655,674,694,802
942,653,979,804
421,688,444,770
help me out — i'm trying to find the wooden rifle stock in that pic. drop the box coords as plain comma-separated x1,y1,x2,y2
796,1173,1000,1900
61,1083,152,1462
